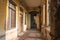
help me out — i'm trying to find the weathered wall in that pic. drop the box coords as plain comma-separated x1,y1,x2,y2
5,0,20,40
34,14,40,30
26,14,31,29
0,0,7,40
0,0,7,32
0,1,7,40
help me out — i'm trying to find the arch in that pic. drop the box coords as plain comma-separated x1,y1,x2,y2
29,11,39,29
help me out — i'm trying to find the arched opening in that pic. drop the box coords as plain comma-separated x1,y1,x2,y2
29,11,38,29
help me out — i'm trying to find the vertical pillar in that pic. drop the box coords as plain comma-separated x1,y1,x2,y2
42,4,45,27
45,0,47,27
46,0,49,27
23,12,25,31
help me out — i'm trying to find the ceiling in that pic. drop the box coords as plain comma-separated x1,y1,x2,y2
23,0,41,7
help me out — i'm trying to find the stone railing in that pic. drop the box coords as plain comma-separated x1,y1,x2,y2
41,25,51,40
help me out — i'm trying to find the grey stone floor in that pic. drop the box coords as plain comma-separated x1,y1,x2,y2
18,29,43,40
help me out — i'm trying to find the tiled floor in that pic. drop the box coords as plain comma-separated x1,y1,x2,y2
18,29,43,40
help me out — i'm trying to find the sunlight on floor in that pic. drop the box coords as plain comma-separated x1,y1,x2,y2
18,29,43,40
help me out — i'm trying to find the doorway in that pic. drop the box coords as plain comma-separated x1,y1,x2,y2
29,11,38,29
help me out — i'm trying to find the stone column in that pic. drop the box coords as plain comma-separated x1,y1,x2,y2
42,4,45,27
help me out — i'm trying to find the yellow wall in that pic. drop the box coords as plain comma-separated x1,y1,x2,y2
0,0,20,33
34,14,40,30
26,14,31,29
12,0,20,28
0,0,20,30
6,0,20,30
0,0,7,31
6,0,20,40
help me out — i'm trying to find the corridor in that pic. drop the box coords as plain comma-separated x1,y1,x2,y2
18,29,43,40
1,0,60,40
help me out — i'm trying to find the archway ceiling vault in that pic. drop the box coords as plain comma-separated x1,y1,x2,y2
20,0,45,12
23,0,41,7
